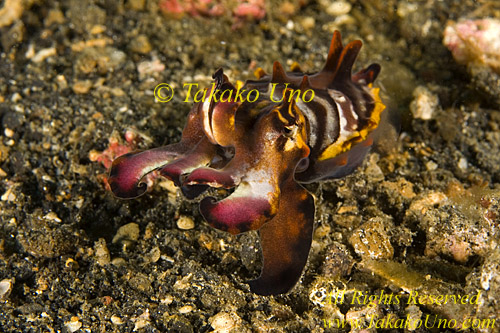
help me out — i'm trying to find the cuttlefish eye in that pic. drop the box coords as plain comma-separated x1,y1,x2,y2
283,124,296,137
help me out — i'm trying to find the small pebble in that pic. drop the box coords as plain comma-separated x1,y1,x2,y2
0,0,24,27
111,257,127,266
178,305,194,314
279,1,297,17
458,157,468,170
10,92,22,103
90,24,106,35
314,224,331,238
44,8,65,26
209,311,240,332
324,1,351,16
64,317,82,333
36,276,49,292
408,192,447,215
1,187,16,202
44,212,61,223
0,278,13,300
349,218,394,260
110,315,124,325
174,273,193,290
112,222,140,244
300,17,315,31
129,34,152,54
425,160,438,171
161,295,174,305
322,243,354,277
145,246,161,263
4,128,14,138
410,86,439,120
31,47,57,63
177,215,195,230
111,87,125,97
56,74,68,89
72,80,93,94
129,273,152,293
133,310,150,330
94,238,111,266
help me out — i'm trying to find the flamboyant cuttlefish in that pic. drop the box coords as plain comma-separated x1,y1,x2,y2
108,31,385,295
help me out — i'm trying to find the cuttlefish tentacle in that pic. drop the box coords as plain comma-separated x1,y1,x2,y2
249,176,315,295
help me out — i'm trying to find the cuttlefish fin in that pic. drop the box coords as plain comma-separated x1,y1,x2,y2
249,177,315,295
295,136,373,183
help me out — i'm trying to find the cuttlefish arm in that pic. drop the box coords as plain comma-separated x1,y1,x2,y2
249,176,315,295
109,143,188,198
108,102,214,199
198,165,281,234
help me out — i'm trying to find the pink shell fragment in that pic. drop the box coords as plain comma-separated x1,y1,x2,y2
443,18,500,73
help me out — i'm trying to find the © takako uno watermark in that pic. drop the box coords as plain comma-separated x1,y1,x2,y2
154,82,315,104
